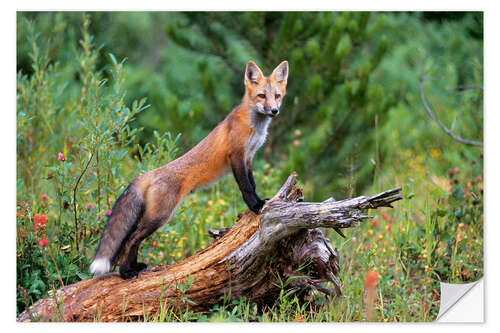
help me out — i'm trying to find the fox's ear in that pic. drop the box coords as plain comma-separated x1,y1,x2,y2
244,61,264,85
271,61,289,84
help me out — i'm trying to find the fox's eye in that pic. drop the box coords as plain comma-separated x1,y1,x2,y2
275,94,281,99
257,94,266,99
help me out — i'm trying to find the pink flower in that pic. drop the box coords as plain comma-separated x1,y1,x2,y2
40,194,48,203
86,203,95,210
33,214,48,230
38,238,48,247
105,209,112,216
372,220,378,228
57,152,66,161
476,176,482,182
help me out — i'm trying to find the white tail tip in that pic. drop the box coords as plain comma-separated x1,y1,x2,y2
90,258,111,276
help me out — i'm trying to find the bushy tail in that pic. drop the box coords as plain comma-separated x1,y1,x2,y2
90,182,144,276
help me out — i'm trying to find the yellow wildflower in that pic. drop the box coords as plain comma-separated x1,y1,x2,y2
429,149,441,158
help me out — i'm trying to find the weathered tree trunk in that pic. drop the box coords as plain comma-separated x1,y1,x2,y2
17,173,402,322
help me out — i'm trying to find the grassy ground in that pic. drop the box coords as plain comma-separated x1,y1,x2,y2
126,153,482,322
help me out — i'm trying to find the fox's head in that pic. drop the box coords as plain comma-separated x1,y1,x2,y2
244,60,289,118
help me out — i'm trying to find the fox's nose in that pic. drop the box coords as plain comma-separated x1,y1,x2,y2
271,108,279,115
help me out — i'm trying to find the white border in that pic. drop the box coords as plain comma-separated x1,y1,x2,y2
4,1,498,332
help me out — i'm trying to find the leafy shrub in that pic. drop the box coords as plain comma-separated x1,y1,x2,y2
16,15,151,313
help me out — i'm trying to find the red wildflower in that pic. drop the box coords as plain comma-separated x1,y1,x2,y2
33,214,48,229
40,194,48,202
364,270,379,321
381,213,389,221
293,315,305,322
57,152,66,161
372,220,378,228
432,288,440,300
38,238,48,247
151,241,158,247
386,224,392,232
20,230,26,239
105,209,112,216
16,212,21,217
21,201,29,208
476,176,482,182
364,270,379,289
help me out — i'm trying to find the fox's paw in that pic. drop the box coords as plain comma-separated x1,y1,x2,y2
119,264,145,280
119,268,139,280
134,262,148,272
250,199,266,214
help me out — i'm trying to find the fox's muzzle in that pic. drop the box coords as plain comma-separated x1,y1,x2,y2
264,106,280,117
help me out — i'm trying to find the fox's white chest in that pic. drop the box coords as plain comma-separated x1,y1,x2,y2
246,115,271,162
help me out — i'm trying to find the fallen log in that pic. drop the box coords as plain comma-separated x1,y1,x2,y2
17,172,402,322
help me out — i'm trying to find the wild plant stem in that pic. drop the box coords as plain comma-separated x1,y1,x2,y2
96,150,101,209
46,248,64,288
72,142,97,252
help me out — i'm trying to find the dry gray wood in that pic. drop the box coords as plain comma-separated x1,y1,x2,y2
17,172,402,322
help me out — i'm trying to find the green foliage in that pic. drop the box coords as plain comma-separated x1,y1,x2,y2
16,15,150,313
17,12,482,322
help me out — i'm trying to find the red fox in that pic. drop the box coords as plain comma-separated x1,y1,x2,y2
90,60,289,279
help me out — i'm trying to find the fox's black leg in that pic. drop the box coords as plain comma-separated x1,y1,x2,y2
247,160,272,202
247,166,258,193
119,189,181,279
248,165,269,203
231,154,265,214
119,218,161,279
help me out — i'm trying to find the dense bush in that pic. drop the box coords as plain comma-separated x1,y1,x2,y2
16,12,482,321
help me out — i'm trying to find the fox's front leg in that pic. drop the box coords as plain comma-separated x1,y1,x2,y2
247,163,259,194
230,153,265,214
247,162,270,203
